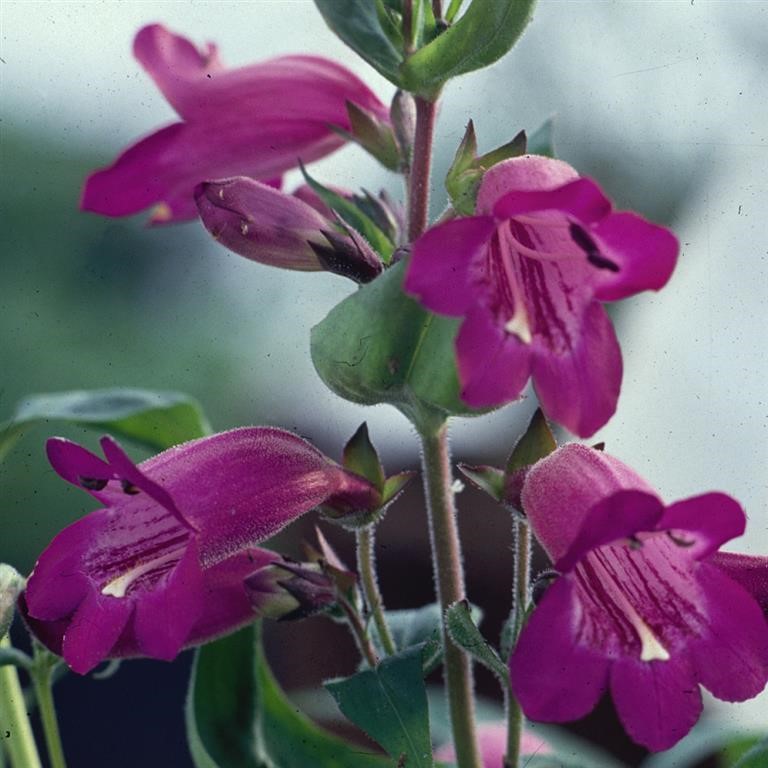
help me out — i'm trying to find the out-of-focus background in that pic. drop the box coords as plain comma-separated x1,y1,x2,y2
1,1,766,765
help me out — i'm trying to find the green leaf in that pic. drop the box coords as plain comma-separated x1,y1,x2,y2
333,102,401,172
186,623,387,768
300,163,394,261
731,738,768,768
0,387,211,461
457,463,506,502
506,408,556,474
445,601,508,686
402,0,538,97
527,117,556,158
373,604,443,674
311,260,489,430
314,0,404,84
343,423,386,491
325,646,433,767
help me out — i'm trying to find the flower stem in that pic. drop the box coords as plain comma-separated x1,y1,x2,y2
29,648,66,768
505,519,531,768
0,638,42,768
338,596,379,668
419,425,481,768
356,528,396,656
407,96,438,242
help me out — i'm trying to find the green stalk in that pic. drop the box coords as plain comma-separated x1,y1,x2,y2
29,648,66,768
420,425,481,768
0,638,42,768
356,527,396,656
505,519,531,768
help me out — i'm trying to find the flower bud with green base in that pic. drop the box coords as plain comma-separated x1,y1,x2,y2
0,564,25,640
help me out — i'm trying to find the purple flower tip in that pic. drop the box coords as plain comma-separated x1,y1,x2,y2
405,155,679,437
510,444,768,751
80,24,388,223
23,427,377,673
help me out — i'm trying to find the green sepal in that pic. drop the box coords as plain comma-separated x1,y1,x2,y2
325,645,433,767
445,601,508,686
506,408,557,474
0,565,24,641
0,387,211,462
331,101,401,172
186,623,387,768
299,163,394,261
313,0,404,85
343,422,386,491
311,260,490,432
382,471,417,505
457,463,506,502
401,0,538,98
527,116,556,158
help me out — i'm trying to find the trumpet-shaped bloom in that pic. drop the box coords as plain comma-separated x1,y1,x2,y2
195,177,382,281
81,24,389,223
434,723,551,766
405,156,679,437
22,428,377,674
510,444,768,751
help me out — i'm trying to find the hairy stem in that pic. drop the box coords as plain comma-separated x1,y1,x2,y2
339,596,379,668
420,426,481,768
407,97,438,242
356,528,396,656
29,649,66,768
505,519,531,768
0,639,41,768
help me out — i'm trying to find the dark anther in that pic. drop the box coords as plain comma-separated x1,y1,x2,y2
627,535,643,550
569,223,620,272
667,531,695,548
78,476,108,491
120,479,140,495
531,569,559,605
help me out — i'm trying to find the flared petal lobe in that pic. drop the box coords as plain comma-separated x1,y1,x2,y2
511,444,768,751
406,155,678,437
81,24,388,222
24,428,378,673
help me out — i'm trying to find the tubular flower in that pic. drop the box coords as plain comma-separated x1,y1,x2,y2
405,156,679,437
195,177,382,282
81,24,389,223
509,444,768,751
22,428,378,674
434,723,551,766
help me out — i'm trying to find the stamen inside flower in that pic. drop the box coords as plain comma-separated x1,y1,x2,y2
101,550,182,598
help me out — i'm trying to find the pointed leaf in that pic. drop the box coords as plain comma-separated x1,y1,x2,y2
445,601,508,685
186,623,387,768
506,408,556,474
382,471,417,505
342,102,401,171
402,0,538,97
343,423,386,491
477,128,527,168
457,464,505,501
0,388,211,461
313,0,404,84
311,260,490,429
325,646,432,767
527,117,556,158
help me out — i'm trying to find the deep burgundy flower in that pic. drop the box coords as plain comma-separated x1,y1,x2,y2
22,428,377,674
405,156,678,437
509,444,768,751
81,24,389,223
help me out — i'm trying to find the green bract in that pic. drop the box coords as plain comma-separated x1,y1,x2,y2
311,261,490,430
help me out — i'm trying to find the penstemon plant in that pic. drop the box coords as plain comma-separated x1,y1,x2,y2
1,2,767,768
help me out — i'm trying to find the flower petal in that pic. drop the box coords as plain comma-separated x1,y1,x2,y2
195,178,327,270
657,493,746,559
521,444,656,563
592,213,679,302
477,156,579,215
405,217,496,316
710,552,768,614
45,437,116,502
610,655,701,752
556,490,664,573
456,305,532,407
511,577,609,722
689,563,768,701
531,301,622,437
61,591,133,674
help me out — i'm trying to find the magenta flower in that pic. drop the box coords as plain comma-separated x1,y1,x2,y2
22,428,378,674
195,177,381,281
434,723,551,766
405,156,679,437
509,444,768,751
81,24,389,223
